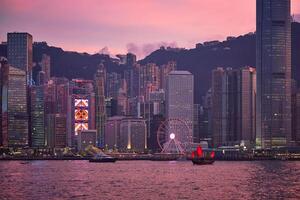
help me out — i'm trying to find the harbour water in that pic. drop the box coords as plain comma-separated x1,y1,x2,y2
0,160,300,199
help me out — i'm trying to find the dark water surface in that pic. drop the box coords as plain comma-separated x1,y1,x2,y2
0,160,300,200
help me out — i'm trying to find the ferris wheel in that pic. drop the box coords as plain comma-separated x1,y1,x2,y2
156,118,192,154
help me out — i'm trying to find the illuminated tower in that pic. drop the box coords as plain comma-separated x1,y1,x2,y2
94,63,106,147
256,0,291,148
30,85,45,147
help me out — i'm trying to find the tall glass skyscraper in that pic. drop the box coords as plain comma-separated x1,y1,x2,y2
256,0,291,148
7,32,33,84
30,86,45,147
166,71,194,140
3,66,28,147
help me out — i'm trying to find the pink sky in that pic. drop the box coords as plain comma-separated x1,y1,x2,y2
0,0,299,58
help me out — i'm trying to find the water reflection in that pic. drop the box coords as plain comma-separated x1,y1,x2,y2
0,161,299,199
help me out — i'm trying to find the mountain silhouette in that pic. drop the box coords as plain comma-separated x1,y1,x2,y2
0,22,299,104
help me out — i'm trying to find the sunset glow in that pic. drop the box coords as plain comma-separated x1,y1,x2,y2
0,0,300,58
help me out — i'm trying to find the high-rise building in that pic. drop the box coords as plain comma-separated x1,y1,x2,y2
2,66,28,147
193,104,201,143
39,54,51,83
124,64,140,99
94,63,106,148
30,85,45,147
139,63,161,100
104,116,126,150
199,89,212,144
292,90,300,145
256,0,292,148
0,58,8,147
105,97,118,117
126,53,137,67
45,114,67,148
43,77,69,147
211,67,256,148
117,79,128,116
211,68,224,147
238,67,257,147
69,79,95,147
160,61,176,90
166,71,194,140
37,71,46,86
106,72,121,99
7,32,33,84
148,114,165,152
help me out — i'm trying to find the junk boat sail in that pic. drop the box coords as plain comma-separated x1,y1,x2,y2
191,146,215,165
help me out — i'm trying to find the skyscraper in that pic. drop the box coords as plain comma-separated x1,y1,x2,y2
30,85,45,147
94,63,106,147
2,66,28,147
256,0,292,148
7,32,33,84
166,71,194,138
69,79,95,147
211,67,256,148
0,58,8,147
40,54,51,83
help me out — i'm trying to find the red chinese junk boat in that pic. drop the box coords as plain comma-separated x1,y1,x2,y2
191,146,215,165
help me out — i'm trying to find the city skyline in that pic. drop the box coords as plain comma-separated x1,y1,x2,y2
0,0,300,59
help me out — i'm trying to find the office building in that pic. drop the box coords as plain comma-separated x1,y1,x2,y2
3,66,28,147
46,114,67,148
211,67,256,148
104,116,126,150
40,54,51,83
69,79,95,146
119,118,147,152
256,0,292,148
166,71,194,139
7,32,33,84
30,85,45,147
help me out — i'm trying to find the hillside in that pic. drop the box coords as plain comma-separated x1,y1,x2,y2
141,22,300,103
0,22,299,104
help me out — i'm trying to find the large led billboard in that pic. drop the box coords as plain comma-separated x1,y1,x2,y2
74,98,89,135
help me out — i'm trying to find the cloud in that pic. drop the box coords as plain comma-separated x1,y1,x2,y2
98,46,111,55
126,41,178,59
1,0,299,56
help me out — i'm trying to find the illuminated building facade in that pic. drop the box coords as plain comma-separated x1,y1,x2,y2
30,85,45,147
3,66,29,147
69,79,95,146
256,0,292,148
